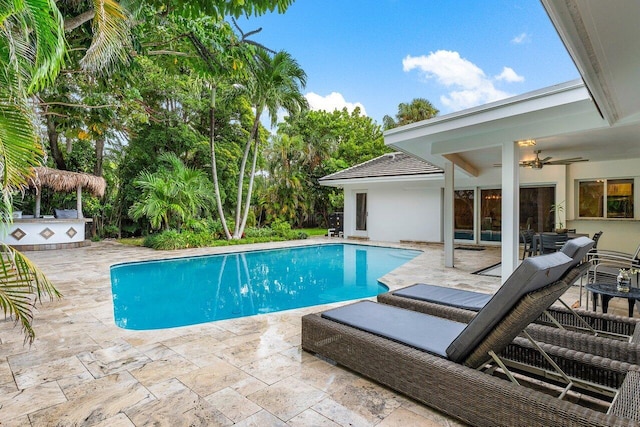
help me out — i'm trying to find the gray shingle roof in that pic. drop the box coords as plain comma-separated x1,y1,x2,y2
319,152,443,182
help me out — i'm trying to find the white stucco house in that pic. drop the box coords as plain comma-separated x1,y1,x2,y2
319,152,444,243
325,0,640,282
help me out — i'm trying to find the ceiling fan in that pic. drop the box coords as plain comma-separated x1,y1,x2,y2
494,150,589,169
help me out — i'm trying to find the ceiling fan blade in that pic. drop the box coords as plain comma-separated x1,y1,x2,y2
546,158,588,165
539,157,552,163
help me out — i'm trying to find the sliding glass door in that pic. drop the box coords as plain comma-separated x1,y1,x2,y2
476,186,556,243
454,190,474,240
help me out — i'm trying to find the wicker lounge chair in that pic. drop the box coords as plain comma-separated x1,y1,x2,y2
302,252,640,426
380,236,634,339
378,237,640,364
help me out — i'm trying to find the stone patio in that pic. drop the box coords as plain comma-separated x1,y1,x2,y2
0,238,617,426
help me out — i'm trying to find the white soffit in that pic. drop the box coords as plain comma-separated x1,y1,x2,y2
542,0,640,125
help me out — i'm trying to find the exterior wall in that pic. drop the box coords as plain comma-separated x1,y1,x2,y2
342,182,442,243
566,158,640,254
337,158,640,250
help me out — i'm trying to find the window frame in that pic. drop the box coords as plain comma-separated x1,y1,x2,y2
577,178,635,219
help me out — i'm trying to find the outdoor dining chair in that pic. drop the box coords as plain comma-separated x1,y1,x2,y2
519,229,535,259
540,233,568,254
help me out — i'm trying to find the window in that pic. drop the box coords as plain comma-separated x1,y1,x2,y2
480,189,502,241
607,179,634,218
478,186,556,242
454,190,474,240
520,186,555,232
579,179,634,219
579,180,604,217
355,193,367,230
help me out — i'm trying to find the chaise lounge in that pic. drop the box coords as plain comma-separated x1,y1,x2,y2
377,237,640,365
302,251,640,426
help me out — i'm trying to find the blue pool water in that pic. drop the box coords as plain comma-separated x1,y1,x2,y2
110,244,420,330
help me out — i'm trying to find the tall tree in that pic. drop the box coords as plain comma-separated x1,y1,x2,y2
233,49,308,239
383,98,439,130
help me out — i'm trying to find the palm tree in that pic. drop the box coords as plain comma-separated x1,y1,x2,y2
233,49,308,239
383,98,439,130
264,134,307,225
129,153,214,230
1,0,66,342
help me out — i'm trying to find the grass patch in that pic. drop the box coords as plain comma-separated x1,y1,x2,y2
299,227,327,236
117,237,144,246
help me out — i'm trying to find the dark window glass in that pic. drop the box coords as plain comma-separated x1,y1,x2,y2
520,186,555,232
607,179,634,218
454,190,474,240
579,181,604,217
356,193,367,230
480,189,502,241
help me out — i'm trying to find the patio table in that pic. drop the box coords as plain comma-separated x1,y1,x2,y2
586,282,640,317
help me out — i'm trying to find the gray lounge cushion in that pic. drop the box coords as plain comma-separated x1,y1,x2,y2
446,251,573,363
54,208,78,219
321,301,465,357
391,238,594,314
394,284,490,311
560,237,595,266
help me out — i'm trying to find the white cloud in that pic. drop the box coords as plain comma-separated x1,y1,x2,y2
305,92,367,116
511,32,530,44
402,50,523,111
495,66,524,83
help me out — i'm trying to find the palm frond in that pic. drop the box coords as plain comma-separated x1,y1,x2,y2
0,243,61,343
0,98,44,190
23,0,66,91
81,0,132,73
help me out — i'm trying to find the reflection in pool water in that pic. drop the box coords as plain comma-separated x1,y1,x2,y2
110,244,421,330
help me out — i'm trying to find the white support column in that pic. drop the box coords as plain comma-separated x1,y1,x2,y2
443,160,454,267
501,142,519,283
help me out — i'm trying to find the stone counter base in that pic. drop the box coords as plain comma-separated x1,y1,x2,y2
11,240,91,251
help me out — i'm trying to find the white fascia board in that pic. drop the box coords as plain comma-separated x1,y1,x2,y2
319,173,444,187
541,0,618,125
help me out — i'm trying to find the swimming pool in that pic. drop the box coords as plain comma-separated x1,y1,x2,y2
110,243,421,330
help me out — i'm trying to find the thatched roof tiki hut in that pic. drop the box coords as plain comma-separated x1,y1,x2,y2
29,167,106,218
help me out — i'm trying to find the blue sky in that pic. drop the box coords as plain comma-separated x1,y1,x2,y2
236,0,579,125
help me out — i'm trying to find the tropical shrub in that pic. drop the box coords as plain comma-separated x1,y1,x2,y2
129,153,214,230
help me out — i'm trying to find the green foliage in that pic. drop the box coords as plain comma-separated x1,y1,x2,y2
262,108,389,228
1,0,65,343
143,230,186,250
142,223,306,250
383,98,439,130
244,227,277,238
129,153,214,230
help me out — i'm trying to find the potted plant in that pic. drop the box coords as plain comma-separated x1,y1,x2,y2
550,201,566,233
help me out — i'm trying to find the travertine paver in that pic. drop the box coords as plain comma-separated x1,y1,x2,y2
0,238,614,425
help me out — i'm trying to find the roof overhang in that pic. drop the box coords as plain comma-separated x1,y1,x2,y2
385,80,608,175
542,0,640,125
319,173,444,188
